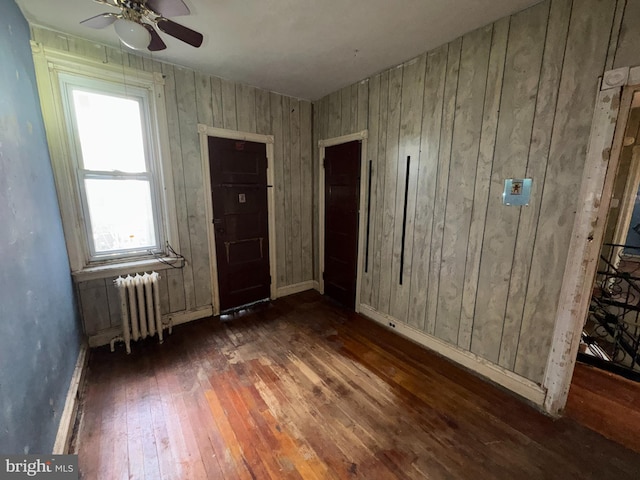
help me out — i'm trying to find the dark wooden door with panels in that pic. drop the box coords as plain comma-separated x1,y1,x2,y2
208,136,271,312
323,140,362,309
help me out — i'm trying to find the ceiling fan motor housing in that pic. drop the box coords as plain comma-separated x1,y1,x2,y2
119,0,146,15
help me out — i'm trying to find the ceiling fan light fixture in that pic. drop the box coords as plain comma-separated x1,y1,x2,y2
114,18,151,50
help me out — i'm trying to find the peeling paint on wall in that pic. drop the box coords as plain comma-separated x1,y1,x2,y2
0,0,82,454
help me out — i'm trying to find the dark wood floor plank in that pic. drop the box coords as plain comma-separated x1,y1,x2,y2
76,291,640,480
567,363,640,455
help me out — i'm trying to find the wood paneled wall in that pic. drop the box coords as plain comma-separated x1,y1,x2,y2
30,27,313,336
314,0,626,385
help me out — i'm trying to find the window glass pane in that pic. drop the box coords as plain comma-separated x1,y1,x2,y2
84,178,157,253
72,90,147,173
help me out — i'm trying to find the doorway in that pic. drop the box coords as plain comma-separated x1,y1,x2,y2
319,131,368,311
552,77,640,450
198,125,277,315
578,93,640,378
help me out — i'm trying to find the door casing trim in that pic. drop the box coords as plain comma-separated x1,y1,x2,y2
198,124,277,315
318,130,369,312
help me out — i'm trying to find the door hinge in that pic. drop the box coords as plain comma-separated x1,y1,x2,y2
269,275,272,285
322,271,325,280
322,158,325,168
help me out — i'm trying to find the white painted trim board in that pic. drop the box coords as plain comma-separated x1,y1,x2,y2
53,343,89,454
276,280,316,298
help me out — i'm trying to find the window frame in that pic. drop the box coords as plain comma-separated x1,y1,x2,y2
31,43,180,275
59,74,165,261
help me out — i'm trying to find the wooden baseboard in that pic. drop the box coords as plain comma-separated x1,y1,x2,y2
359,304,546,407
53,343,89,454
276,280,317,298
88,305,214,348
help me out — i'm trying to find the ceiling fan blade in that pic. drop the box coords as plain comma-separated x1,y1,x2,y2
146,0,190,17
80,13,119,29
143,24,167,51
156,18,203,47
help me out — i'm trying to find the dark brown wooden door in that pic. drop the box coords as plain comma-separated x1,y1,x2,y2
208,137,270,312
324,140,361,309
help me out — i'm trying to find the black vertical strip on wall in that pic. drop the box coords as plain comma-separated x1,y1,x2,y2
399,156,410,285
365,160,373,273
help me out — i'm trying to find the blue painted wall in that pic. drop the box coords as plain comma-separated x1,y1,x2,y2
0,0,82,454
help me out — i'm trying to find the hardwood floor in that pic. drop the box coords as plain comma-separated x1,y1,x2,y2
566,362,640,454
74,291,640,479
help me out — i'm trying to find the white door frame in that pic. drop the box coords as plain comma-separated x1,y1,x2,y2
543,67,640,414
318,130,368,313
198,124,277,315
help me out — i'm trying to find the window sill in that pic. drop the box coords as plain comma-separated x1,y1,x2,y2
71,257,185,283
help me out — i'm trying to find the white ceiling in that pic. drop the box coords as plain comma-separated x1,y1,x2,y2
16,0,541,100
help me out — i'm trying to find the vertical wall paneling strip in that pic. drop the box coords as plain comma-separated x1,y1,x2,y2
372,71,390,310
408,46,448,332
32,27,69,51
78,280,111,335
236,84,257,133
105,278,122,327
429,38,461,339
282,96,294,284
300,101,313,281
142,56,163,75
256,89,271,136
471,3,548,363
328,91,342,139
378,66,404,315
361,75,380,305
290,98,303,284
210,76,224,129
350,83,359,134
161,63,191,310
435,26,493,346
166,268,186,313
66,35,107,63
458,18,510,350
499,0,571,370
127,53,145,71
516,0,616,382
391,55,426,322
174,67,212,308
195,73,214,128
105,44,125,66
220,79,238,130
604,0,624,72
194,71,214,307
612,0,640,69
357,81,369,132
270,93,287,287
340,86,352,136
157,273,170,315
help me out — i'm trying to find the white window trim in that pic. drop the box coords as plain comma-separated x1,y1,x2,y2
30,41,180,277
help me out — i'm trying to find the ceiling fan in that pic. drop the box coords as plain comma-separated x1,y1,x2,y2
80,0,203,51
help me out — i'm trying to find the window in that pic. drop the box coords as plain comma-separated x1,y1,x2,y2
31,47,179,274
60,74,163,261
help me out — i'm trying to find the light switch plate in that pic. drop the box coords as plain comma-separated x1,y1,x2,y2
503,178,532,206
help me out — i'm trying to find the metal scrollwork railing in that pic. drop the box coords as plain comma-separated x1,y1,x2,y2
582,243,640,378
